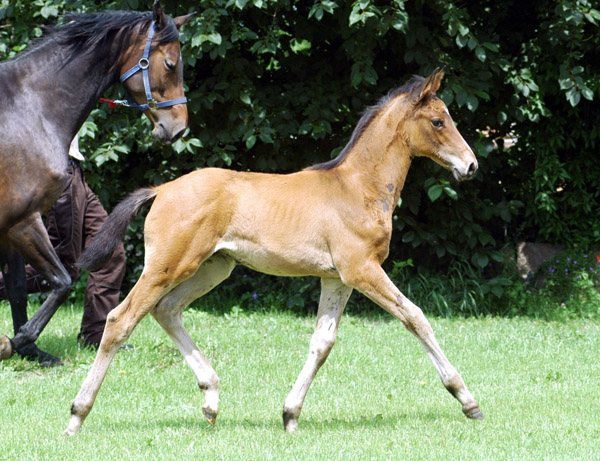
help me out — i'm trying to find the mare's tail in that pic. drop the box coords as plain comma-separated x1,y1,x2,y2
79,188,158,271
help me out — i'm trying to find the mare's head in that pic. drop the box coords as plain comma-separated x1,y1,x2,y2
399,68,477,181
118,2,195,143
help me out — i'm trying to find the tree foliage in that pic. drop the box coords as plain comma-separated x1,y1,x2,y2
1,0,598,286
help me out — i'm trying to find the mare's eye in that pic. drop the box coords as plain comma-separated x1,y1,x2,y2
431,119,444,128
164,60,176,71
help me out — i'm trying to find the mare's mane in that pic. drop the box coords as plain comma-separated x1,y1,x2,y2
307,75,426,171
9,10,179,63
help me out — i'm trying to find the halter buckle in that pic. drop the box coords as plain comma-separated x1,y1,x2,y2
148,100,158,110
139,57,150,70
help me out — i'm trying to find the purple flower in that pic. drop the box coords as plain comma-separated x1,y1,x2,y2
591,267,595,272
252,292,258,300
567,257,571,262
565,269,569,274
573,260,577,264
549,267,555,273
561,302,566,307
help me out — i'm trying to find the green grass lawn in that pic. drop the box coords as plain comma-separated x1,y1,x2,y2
1,300,599,460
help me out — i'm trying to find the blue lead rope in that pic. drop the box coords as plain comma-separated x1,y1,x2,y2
112,21,187,111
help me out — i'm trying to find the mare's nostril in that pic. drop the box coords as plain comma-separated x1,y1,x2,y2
171,128,185,144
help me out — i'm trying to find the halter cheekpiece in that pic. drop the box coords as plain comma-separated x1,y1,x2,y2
105,21,187,111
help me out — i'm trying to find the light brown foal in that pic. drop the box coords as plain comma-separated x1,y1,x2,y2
66,68,483,435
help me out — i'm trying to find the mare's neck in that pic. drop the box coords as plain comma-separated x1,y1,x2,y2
8,35,129,144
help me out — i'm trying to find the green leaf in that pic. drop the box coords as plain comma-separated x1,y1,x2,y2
240,93,252,105
566,87,581,107
443,186,458,200
474,46,486,62
245,135,256,150
472,252,489,268
581,87,594,101
466,95,479,112
427,185,443,202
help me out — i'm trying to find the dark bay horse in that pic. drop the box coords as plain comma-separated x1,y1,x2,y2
0,1,195,365
66,68,483,435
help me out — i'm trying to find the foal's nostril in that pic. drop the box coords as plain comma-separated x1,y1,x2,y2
467,162,477,176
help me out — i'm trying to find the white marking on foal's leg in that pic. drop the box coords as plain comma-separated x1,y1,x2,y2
394,292,482,419
349,264,482,420
66,295,147,435
156,313,221,424
283,278,352,432
151,254,236,426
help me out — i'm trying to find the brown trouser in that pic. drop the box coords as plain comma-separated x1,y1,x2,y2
0,161,126,346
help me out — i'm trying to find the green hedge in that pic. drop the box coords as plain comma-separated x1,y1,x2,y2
1,0,599,290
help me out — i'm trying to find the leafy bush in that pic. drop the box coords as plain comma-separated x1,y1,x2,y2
1,0,599,300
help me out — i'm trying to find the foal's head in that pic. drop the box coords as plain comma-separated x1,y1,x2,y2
398,68,477,181
119,2,195,144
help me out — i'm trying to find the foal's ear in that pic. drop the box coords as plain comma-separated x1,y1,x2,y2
153,1,167,29
173,12,198,30
411,67,445,105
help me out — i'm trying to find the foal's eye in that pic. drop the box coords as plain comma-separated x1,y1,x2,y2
164,60,176,71
431,119,444,128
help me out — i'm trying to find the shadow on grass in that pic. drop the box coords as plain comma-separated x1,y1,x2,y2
91,407,458,435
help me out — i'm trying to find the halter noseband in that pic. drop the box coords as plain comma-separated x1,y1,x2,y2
115,21,187,111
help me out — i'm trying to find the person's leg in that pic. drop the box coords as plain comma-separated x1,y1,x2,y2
78,169,126,347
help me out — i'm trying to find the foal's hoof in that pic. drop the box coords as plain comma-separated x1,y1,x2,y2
0,335,14,360
16,343,63,367
463,404,484,420
282,411,299,433
203,407,217,426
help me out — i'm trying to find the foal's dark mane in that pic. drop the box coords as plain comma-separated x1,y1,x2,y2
307,76,426,171
11,10,179,63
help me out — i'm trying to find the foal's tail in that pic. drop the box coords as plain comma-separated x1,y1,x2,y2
79,188,158,271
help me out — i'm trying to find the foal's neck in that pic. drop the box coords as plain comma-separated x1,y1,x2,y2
340,99,413,207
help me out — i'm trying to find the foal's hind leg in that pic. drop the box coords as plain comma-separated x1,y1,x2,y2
151,254,236,426
66,282,165,435
346,262,483,420
283,278,353,432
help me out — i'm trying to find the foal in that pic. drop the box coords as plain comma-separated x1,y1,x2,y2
66,68,483,435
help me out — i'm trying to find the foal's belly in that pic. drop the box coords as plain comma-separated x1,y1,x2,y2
213,239,338,278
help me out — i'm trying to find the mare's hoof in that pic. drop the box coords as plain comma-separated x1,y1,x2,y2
464,404,484,420
0,335,14,360
203,407,217,425
16,343,63,367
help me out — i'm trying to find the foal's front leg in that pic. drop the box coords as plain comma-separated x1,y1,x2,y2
346,262,483,420
283,278,353,432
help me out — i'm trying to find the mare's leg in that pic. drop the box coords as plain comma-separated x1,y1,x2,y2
283,278,353,432
344,262,483,419
151,254,236,425
0,214,71,361
0,248,61,365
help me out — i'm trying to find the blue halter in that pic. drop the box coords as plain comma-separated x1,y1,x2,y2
116,22,187,110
